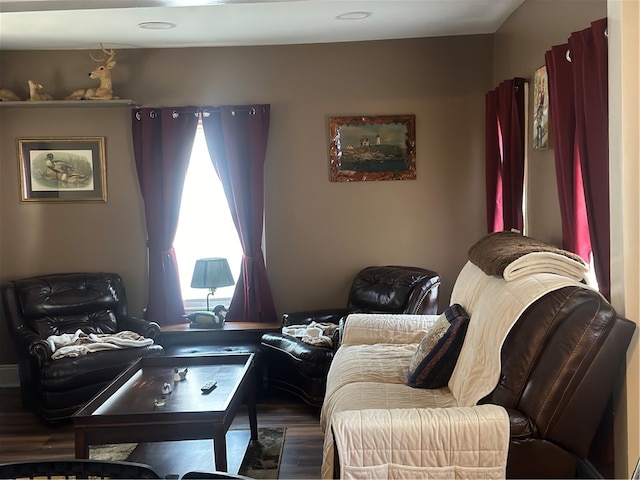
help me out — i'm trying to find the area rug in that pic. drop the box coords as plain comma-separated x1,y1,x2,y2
89,443,138,461
237,426,286,479
89,427,286,479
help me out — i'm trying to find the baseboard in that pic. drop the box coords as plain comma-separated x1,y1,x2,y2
0,364,19,387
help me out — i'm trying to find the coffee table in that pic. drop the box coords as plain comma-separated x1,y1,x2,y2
72,353,257,473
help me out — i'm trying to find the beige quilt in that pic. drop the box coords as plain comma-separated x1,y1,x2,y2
330,405,510,479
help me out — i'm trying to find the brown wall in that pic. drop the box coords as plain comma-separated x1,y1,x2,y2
493,0,607,244
0,36,493,364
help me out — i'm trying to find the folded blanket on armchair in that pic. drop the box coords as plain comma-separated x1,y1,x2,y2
282,321,337,347
468,231,589,283
46,329,154,360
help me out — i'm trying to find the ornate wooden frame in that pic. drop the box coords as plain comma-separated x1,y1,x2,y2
329,114,416,182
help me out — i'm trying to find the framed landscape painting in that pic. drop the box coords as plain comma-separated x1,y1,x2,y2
17,137,107,202
329,115,416,182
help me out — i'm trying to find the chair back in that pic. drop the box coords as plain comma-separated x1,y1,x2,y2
0,459,161,479
347,265,440,315
4,272,128,339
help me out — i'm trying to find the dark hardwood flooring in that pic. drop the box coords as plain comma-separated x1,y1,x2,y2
0,387,324,479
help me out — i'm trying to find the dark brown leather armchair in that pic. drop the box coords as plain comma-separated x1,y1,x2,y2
1,272,164,423
261,265,440,406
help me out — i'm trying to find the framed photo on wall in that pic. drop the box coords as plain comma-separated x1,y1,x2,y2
17,137,107,202
533,65,550,150
329,114,416,182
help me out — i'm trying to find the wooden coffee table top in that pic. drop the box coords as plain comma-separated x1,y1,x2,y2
72,354,258,472
73,353,254,425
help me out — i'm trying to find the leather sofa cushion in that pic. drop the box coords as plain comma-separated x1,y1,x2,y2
39,344,164,391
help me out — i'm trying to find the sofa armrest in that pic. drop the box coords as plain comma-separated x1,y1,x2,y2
340,313,439,346
326,405,509,479
282,308,350,327
118,315,161,339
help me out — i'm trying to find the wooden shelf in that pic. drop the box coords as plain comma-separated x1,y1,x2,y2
0,99,135,108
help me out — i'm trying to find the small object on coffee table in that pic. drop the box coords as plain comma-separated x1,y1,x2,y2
162,382,173,396
153,398,167,408
201,381,217,394
174,366,188,382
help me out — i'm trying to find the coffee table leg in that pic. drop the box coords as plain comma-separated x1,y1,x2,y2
74,429,89,459
213,424,227,472
247,367,258,441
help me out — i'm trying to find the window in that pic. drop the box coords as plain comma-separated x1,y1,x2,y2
173,124,243,311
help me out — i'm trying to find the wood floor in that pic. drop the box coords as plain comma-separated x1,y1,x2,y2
0,387,325,479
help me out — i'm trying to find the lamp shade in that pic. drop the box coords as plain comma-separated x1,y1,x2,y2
190,258,235,289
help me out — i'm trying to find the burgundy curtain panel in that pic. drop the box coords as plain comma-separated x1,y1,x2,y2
201,105,277,323
485,78,526,233
545,45,591,262
546,18,610,299
572,18,610,299
132,107,199,325
485,89,503,232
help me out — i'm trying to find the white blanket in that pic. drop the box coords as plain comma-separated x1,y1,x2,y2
503,251,589,282
282,321,337,347
467,230,590,283
448,261,596,407
46,329,154,360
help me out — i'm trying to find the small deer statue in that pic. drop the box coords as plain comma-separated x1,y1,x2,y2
0,88,21,101
28,80,54,101
66,43,117,100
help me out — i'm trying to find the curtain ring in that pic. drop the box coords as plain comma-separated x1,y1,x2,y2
565,49,572,63
135,111,141,120
202,110,211,118
249,107,256,115
172,111,179,119
150,111,158,118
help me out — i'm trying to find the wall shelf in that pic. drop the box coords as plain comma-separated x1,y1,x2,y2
0,99,136,108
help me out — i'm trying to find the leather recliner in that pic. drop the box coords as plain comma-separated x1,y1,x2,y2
1,272,164,422
260,265,440,406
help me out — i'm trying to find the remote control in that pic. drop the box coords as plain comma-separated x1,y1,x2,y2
201,381,217,394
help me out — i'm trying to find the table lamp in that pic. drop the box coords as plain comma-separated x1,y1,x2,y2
190,257,235,311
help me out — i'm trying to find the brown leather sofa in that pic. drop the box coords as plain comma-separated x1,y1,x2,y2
485,285,635,478
1,272,164,423
321,259,636,478
260,265,441,406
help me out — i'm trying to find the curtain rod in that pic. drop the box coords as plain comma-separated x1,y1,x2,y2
565,28,607,63
134,106,265,120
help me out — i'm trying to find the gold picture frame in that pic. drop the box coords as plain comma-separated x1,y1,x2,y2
329,115,416,182
17,137,107,202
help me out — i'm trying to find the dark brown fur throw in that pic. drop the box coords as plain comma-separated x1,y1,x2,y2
468,231,586,277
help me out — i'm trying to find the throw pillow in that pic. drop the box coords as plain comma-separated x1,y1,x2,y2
406,303,470,388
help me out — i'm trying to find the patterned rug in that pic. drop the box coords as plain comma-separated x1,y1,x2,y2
238,427,286,479
89,427,286,479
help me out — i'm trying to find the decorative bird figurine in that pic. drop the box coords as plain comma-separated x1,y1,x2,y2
174,367,188,382
161,382,173,396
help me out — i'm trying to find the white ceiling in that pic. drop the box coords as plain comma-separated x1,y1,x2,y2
0,0,525,51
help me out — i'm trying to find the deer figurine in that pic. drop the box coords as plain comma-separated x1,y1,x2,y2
66,43,117,100
28,80,54,101
0,88,21,101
